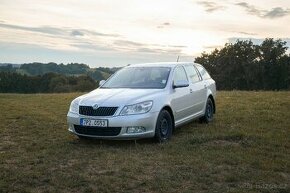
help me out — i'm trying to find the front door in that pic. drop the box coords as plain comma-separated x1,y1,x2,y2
171,66,193,123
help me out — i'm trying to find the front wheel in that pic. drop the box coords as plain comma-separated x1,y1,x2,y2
199,98,214,123
154,110,173,142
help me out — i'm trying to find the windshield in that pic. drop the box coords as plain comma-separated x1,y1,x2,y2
102,67,171,89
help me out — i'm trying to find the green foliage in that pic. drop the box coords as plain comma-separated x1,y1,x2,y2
195,38,290,90
0,64,17,72
19,62,117,81
0,62,114,82
86,70,105,81
0,72,97,93
72,75,97,92
20,62,90,75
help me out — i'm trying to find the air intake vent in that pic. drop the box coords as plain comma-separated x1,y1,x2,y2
74,125,121,136
79,106,118,116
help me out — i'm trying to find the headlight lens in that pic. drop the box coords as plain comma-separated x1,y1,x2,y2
69,98,80,113
120,101,153,115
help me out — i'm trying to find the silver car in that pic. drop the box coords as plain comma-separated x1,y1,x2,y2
67,62,216,142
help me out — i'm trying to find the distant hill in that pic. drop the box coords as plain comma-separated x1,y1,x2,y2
0,63,121,93
0,62,120,81
0,63,21,68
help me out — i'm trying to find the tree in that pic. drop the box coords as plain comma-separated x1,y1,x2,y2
257,38,288,90
195,38,290,90
0,72,97,93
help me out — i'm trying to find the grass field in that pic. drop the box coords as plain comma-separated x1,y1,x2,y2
0,91,289,193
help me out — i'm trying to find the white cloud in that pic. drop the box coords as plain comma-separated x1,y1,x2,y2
0,0,289,66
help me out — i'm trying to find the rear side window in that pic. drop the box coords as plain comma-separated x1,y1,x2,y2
184,65,200,83
173,66,188,82
195,65,211,80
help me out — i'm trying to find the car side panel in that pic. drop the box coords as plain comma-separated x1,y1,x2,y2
189,80,207,114
202,79,216,113
170,87,194,122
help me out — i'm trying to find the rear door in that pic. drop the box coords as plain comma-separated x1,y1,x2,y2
184,64,207,114
195,64,215,93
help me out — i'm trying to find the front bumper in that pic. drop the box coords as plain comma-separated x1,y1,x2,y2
67,111,159,139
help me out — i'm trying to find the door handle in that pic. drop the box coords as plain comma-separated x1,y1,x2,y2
190,89,193,93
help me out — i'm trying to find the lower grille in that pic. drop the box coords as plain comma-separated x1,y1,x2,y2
74,125,121,136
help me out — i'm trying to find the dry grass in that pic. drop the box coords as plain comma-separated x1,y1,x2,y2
0,91,289,193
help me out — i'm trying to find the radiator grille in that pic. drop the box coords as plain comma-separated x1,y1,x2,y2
79,106,118,116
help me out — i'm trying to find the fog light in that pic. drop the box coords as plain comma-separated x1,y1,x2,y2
126,126,146,133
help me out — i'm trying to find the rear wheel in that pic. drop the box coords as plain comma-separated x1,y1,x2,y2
199,98,214,123
154,110,173,142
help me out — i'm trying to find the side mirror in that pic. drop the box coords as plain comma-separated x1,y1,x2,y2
173,80,189,88
99,80,106,87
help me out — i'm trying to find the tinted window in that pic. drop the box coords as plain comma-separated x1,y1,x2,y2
173,66,188,83
102,67,170,89
184,65,200,83
196,65,211,80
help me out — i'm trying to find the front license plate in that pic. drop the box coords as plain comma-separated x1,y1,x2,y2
80,118,108,127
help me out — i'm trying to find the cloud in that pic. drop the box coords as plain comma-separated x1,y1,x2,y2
236,2,290,19
157,22,171,29
0,21,184,59
71,30,84,37
264,7,290,18
197,1,225,12
81,30,119,37
114,39,185,52
233,31,258,36
170,45,186,48
112,39,185,56
71,42,115,52
114,40,145,47
0,23,64,36
0,41,184,67
0,23,119,38
137,47,181,55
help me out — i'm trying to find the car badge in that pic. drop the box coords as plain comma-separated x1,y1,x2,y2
93,104,99,110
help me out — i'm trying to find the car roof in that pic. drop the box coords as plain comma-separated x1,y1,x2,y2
127,62,196,68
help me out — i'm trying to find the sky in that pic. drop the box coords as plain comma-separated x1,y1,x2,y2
0,0,290,67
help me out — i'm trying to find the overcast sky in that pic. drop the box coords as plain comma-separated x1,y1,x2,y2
0,0,289,67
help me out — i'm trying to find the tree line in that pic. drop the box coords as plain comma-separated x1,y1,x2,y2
0,38,289,93
195,38,290,90
0,72,97,93
0,62,119,81
20,62,90,75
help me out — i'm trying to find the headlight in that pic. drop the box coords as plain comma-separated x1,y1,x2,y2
120,101,153,115
69,98,80,113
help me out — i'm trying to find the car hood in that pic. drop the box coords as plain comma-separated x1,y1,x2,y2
78,88,163,107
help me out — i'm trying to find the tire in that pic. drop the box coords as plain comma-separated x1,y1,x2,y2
154,110,173,142
199,98,214,123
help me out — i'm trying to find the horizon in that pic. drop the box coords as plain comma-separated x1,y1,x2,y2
1,0,290,67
